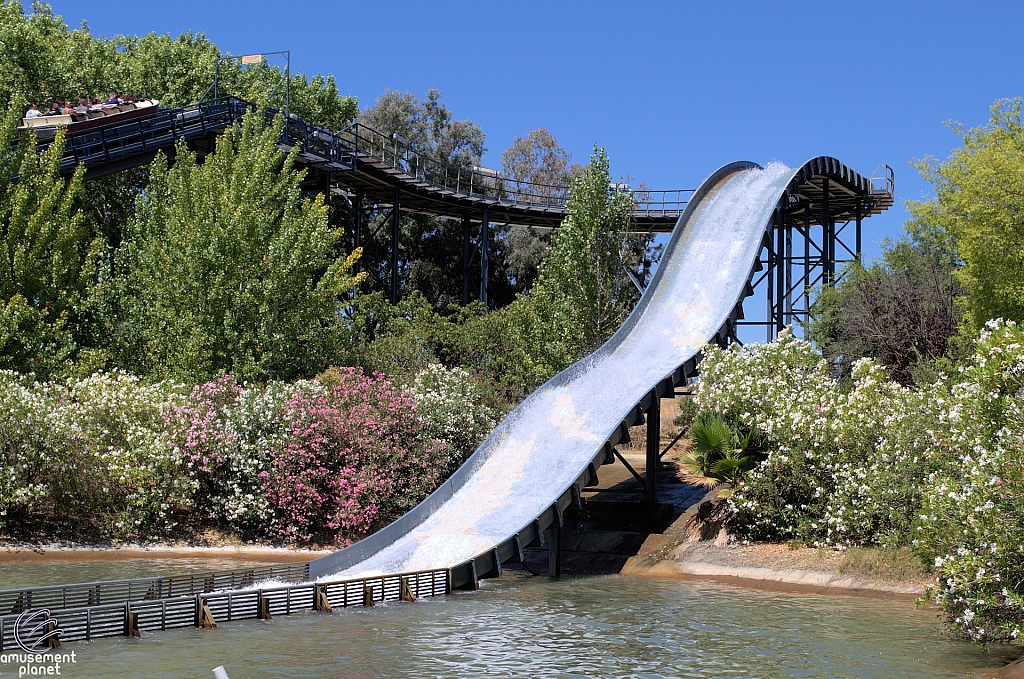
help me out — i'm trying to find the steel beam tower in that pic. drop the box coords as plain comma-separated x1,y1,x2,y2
739,203,862,343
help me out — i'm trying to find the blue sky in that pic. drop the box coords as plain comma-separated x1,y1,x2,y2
48,0,1024,261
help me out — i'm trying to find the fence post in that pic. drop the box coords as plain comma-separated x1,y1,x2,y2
124,602,140,638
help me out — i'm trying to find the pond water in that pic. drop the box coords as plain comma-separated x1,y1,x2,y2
0,553,310,590
13,572,1012,679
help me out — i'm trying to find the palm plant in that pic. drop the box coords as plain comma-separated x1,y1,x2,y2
678,412,760,489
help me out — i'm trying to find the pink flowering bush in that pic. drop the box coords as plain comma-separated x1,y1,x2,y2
165,375,242,520
1,367,447,545
262,367,445,545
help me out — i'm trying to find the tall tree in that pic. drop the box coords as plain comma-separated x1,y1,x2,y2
907,98,1024,333
509,146,641,378
111,111,365,383
0,101,95,376
360,88,485,168
499,128,579,293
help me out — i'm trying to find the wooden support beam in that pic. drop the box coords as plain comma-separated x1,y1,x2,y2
124,604,141,638
400,578,418,603
197,598,217,629
257,592,273,620
315,585,332,613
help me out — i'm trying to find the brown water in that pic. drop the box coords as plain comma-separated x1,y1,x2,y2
4,571,1013,679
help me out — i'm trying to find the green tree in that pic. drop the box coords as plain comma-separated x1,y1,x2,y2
908,98,1024,333
500,128,580,293
112,110,365,383
0,101,96,376
807,241,961,385
360,88,485,168
513,146,641,375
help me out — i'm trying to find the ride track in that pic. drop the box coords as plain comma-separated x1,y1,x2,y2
0,100,894,645
308,157,893,588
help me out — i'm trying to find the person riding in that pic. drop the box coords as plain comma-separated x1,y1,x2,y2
74,97,89,114
25,103,42,118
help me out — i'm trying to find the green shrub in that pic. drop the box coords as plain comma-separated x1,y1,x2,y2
913,319,1024,642
408,364,499,473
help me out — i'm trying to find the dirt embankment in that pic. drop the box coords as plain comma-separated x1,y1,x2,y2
620,490,932,599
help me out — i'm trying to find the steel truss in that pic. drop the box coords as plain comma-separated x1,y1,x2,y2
736,166,894,344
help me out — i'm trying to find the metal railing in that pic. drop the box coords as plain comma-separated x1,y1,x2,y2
0,562,310,614
0,568,448,649
337,122,691,216
23,97,687,219
869,164,894,197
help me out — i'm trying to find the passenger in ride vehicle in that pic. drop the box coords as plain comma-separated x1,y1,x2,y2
104,92,120,106
60,100,75,115
89,96,104,111
74,97,89,114
24,103,42,118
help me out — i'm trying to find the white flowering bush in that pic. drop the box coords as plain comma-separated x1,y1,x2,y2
408,364,499,473
698,329,939,547
0,371,51,530
0,370,188,537
0,369,450,545
913,320,1024,642
220,379,326,537
698,323,1024,641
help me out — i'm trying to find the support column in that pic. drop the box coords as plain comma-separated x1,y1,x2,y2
353,190,362,274
804,207,811,318
644,396,660,503
479,209,489,309
821,178,832,285
766,218,775,343
785,214,793,327
390,186,400,304
547,525,561,578
775,210,785,336
462,216,471,306
855,198,862,263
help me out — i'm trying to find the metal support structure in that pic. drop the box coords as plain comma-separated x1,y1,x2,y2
462,216,471,306
479,209,489,309
822,178,832,284
353,190,363,274
644,397,660,503
735,170,892,343
546,526,561,578
855,198,862,262
390,185,400,304
775,210,786,336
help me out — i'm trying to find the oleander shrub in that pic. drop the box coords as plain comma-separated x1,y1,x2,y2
408,364,499,473
913,319,1024,642
261,367,446,545
697,329,942,547
696,322,1024,641
0,367,451,545
0,370,188,537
